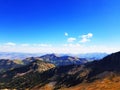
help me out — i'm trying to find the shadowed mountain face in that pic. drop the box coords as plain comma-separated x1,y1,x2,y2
0,60,55,89
0,59,23,73
78,53,108,60
0,60,55,79
0,51,120,90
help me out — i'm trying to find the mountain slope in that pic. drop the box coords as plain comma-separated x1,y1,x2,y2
40,54,88,66
0,59,23,73
0,51,120,90
0,60,55,89
31,51,120,90
78,53,108,60
33,51,120,90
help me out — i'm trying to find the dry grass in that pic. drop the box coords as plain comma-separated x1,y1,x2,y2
32,75,120,90
61,76,120,90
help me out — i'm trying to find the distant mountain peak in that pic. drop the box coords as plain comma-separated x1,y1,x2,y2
41,53,60,58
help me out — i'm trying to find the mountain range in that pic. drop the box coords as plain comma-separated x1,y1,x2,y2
0,52,107,60
0,51,120,90
0,54,88,73
39,54,88,66
0,52,41,59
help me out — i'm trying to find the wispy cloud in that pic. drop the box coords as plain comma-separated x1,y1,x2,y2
0,42,119,54
64,32,68,36
80,33,93,43
5,42,16,46
63,43,81,47
21,44,30,47
65,33,93,43
67,37,76,42
33,44,52,47
0,32,118,54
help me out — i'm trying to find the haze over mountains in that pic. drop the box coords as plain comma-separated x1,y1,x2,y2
0,52,107,73
0,52,107,60
0,52,41,59
0,51,120,90
0,53,88,73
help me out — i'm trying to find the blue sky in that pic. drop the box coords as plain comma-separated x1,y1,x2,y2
0,0,120,54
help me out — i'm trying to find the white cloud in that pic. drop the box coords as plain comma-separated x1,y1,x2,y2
0,43,119,54
67,37,76,42
21,44,30,47
63,43,81,47
88,33,93,37
5,42,16,46
80,37,89,43
80,33,93,43
65,32,68,36
38,44,52,47
33,44,52,47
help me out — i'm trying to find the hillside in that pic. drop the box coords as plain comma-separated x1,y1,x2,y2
0,59,24,73
0,60,55,89
0,51,120,90
33,51,120,90
39,54,88,66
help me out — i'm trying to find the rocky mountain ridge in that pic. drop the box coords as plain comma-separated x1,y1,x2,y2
0,51,119,90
